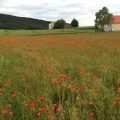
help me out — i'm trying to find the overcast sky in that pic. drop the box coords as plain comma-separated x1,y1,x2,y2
0,0,120,26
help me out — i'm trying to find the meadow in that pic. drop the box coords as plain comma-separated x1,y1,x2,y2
0,31,120,120
0,28,94,36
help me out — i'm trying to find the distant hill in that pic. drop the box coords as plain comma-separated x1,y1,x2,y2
0,14,50,29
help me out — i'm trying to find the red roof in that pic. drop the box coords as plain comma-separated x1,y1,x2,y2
112,16,120,24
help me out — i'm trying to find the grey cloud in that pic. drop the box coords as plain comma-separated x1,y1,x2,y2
0,0,120,26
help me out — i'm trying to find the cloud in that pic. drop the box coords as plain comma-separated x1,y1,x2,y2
0,0,120,26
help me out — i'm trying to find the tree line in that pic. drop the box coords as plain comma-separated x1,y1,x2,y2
53,6,113,32
53,18,79,29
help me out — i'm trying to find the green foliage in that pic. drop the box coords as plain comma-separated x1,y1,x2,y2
0,28,95,36
71,19,79,27
54,19,66,29
95,7,112,32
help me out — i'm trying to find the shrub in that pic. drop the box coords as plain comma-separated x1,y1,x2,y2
71,19,79,27
54,19,66,29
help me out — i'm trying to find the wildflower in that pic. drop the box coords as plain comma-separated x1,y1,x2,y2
112,96,120,107
47,65,53,75
58,74,70,82
92,90,99,97
88,112,94,120
92,75,99,81
67,83,85,94
11,91,17,98
67,84,76,93
115,96,120,102
52,104,60,113
38,96,45,102
116,87,120,94
51,74,70,86
79,67,86,76
27,100,36,110
35,111,41,118
39,106,48,113
0,105,13,118
35,106,48,118
0,88,3,96
47,112,53,120
23,101,28,108
4,80,12,87
88,101,95,106
79,85,86,94
51,80,62,86
67,84,73,89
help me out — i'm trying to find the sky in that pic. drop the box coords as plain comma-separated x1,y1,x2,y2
0,0,120,26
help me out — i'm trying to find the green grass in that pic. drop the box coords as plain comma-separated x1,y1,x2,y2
0,33,120,120
0,28,94,36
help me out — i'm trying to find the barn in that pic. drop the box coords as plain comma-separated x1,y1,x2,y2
104,15,120,32
49,22,71,29
112,16,120,31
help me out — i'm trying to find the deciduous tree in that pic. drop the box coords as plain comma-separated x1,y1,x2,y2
95,7,112,32
71,19,79,27
54,19,66,29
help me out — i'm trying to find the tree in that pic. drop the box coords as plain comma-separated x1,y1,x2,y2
95,7,112,32
71,19,79,27
54,19,66,29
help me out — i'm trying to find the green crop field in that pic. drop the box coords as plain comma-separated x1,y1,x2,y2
0,28,94,36
0,31,119,120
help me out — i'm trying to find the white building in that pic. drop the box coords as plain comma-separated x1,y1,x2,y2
104,15,120,32
112,16,120,31
49,22,55,29
104,24,112,32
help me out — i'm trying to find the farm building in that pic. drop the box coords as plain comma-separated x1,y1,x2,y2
112,16,120,31
49,22,55,29
49,22,71,29
0,14,50,29
104,15,120,32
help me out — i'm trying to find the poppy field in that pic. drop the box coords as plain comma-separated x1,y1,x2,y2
0,32,120,120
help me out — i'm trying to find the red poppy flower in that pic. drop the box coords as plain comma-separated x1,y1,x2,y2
11,91,16,98
38,96,45,102
29,100,36,110
117,87,120,94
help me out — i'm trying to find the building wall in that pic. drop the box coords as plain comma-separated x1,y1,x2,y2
104,24,112,32
112,24,120,31
49,22,55,29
